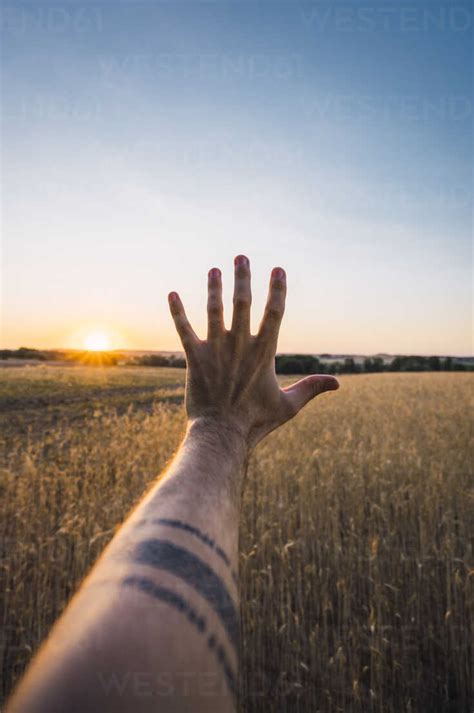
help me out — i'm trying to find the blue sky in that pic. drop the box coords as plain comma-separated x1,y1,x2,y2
2,1,472,354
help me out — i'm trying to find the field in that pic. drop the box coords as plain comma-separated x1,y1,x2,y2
0,366,472,712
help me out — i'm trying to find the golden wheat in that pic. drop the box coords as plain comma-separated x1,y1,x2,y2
1,368,472,712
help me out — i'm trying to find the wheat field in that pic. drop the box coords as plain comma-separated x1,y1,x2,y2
0,367,472,712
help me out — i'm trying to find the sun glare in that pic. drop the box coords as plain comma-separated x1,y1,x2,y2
84,331,110,352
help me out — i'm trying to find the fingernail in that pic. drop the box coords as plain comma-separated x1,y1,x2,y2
235,254,248,267
168,291,179,302
209,268,221,279
272,267,285,280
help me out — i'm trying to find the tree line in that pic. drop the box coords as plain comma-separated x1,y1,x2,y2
1,348,471,373
274,354,471,374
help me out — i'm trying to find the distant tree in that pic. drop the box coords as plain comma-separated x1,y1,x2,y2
275,357,305,374
428,356,441,371
389,355,442,372
373,357,384,372
169,356,186,368
363,357,384,373
134,354,186,368
343,357,357,374
391,356,402,371
443,356,453,371
16,347,47,361
364,357,374,373
275,355,321,374
139,355,170,367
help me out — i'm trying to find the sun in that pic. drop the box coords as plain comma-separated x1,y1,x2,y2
83,331,111,352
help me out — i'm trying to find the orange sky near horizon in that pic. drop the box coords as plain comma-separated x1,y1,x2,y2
2,264,471,357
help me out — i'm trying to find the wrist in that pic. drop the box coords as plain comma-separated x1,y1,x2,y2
185,416,250,467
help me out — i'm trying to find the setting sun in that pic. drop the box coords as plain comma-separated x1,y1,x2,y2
83,331,110,352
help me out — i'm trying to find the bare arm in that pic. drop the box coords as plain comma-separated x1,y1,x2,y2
7,255,338,713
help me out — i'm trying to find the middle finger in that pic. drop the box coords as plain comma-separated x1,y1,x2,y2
231,254,252,338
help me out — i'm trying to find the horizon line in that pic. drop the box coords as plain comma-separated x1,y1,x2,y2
2,346,473,360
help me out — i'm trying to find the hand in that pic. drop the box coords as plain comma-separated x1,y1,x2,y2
168,255,339,450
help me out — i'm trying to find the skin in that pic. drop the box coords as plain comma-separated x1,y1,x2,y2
6,255,339,713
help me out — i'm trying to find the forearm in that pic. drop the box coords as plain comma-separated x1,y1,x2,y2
7,420,248,713
8,254,339,713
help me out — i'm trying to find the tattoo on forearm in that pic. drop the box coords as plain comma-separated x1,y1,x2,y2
133,539,239,652
148,518,238,585
122,575,237,699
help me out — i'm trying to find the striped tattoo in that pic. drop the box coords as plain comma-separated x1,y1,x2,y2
133,539,240,652
150,518,239,585
122,575,237,699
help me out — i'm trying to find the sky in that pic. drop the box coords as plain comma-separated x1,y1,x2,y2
1,0,472,355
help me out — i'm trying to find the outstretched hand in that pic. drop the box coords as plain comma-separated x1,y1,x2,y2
169,255,339,450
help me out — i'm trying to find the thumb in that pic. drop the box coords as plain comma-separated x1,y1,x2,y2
282,374,340,414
